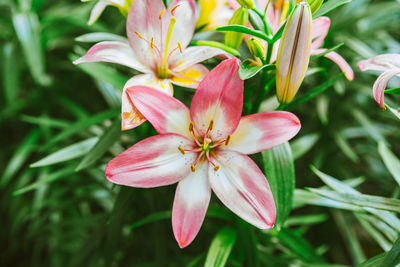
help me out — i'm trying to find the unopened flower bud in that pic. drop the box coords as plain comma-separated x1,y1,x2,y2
307,0,323,15
247,37,265,60
224,7,249,49
276,1,312,104
236,0,254,9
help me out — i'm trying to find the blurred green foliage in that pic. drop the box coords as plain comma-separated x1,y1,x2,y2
1,0,400,266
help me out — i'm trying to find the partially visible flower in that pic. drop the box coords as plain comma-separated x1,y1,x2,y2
105,59,301,248
86,0,132,25
358,54,400,109
276,1,312,104
74,0,231,130
196,0,235,30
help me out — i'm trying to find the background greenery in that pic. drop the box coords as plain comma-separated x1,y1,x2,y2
1,0,400,266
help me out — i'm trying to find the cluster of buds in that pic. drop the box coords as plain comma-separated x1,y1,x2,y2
224,0,254,49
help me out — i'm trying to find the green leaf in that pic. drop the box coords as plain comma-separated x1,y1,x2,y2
216,25,271,42
291,133,320,160
76,120,120,171
21,114,70,128
308,188,400,213
285,213,328,227
332,131,359,163
382,236,400,267
30,137,98,167
0,130,40,188
189,41,241,57
386,105,400,120
356,253,387,267
311,43,344,59
384,88,400,95
352,109,387,143
75,32,127,43
3,42,20,105
378,141,400,186
280,73,344,111
262,142,295,228
12,11,51,86
238,60,275,80
314,0,353,18
43,109,119,149
355,213,392,251
204,227,237,267
129,211,171,230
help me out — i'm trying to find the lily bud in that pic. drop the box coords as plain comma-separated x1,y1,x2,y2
224,7,249,49
275,1,312,104
236,0,254,9
247,37,265,60
307,0,323,15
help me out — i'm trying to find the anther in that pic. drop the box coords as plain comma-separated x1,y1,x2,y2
178,146,185,155
177,42,182,53
159,9,165,20
214,165,220,171
150,37,154,48
225,134,231,146
189,122,194,132
191,165,196,172
170,5,179,16
209,120,214,131
135,31,144,39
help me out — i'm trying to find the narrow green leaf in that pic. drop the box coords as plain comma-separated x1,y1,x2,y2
314,0,353,18
12,11,51,86
1,130,40,188
378,141,400,186
384,88,400,95
332,131,360,163
13,166,76,195
356,253,387,267
189,41,240,57
75,32,127,43
30,137,98,167
291,133,320,160
382,236,400,267
238,60,275,80
355,213,392,251
129,211,171,230
285,213,328,227
352,109,387,143
282,73,344,111
216,25,271,42
76,120,120,171
309,188,400,213
44,109,119,148
20,114,70,128
387,105,400,120
311,43,344,59
3,42,19,105
204,227,237,267
262,142,295,228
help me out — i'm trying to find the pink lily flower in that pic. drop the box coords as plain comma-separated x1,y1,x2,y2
74,0,231,130
105,59,301,248
358,54,400,110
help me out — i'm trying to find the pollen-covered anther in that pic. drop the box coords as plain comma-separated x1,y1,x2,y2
150,38,154,48
214,165,220,171
225,135,231,145
178,146,185,155
189,122,194,132
177,42,182,53
135,31,144,39
208,120,214,131
190,165,196,172
159,9,165,20
170,4,179,16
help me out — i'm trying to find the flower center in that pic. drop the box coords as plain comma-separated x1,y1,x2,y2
178,120,231,172
134,5,183,79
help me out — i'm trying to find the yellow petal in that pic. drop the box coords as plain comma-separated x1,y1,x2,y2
170,64,209,88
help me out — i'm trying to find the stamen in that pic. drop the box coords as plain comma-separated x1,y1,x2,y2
189,122,194,132
214,165,220,171
225,135,231,146
159,9,165,20
170,4,179,16
150,38,154,48
177,42,182,53
191,165,196,172
206,151,219,171
178,146,185,155
135,31,144,39
209,120,214,131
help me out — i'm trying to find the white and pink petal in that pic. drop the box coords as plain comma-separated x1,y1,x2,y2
126,86,192,138
372,70,400,109
105,134,197,188
228,111,301,155
208,150,276,229
190,58,243,140
358,54,400,72
172,161,211,248
170,64,209,89
311,49,354,81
